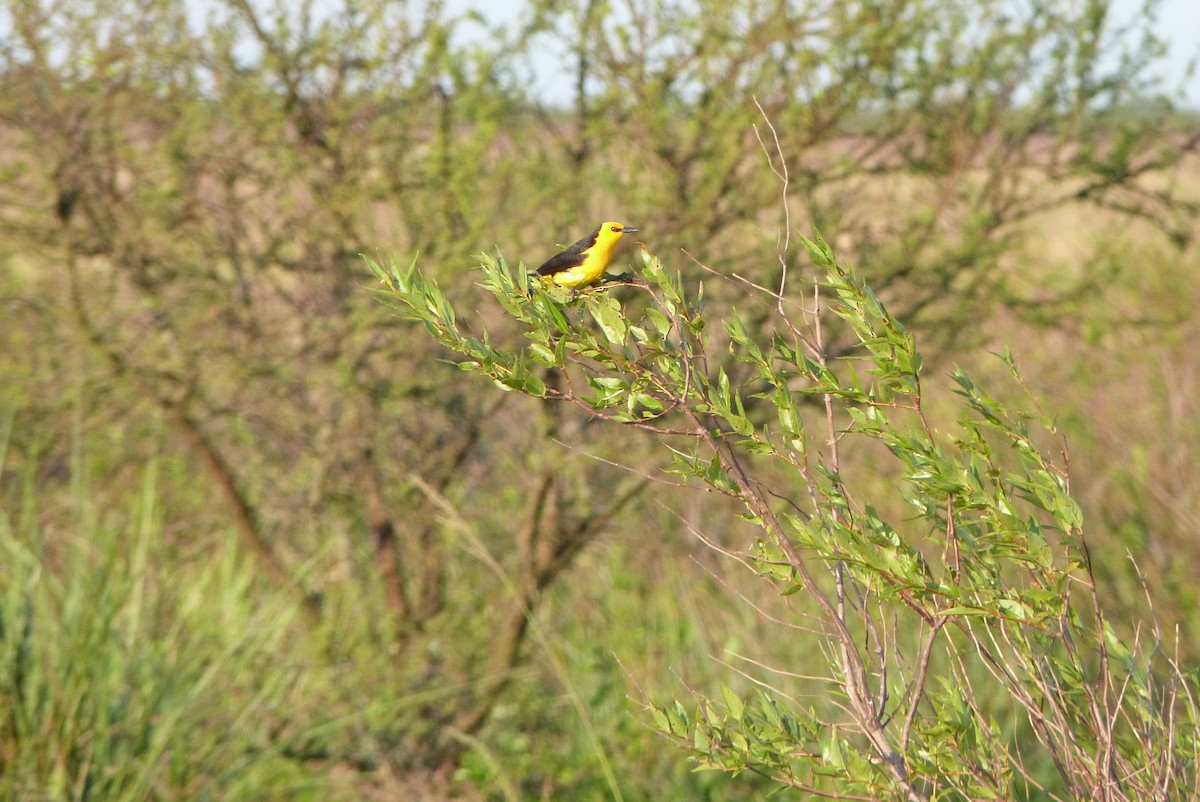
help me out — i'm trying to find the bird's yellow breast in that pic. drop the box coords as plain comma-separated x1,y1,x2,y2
546,238,620,288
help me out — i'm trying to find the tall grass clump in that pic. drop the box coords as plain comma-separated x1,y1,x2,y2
0,413,322,801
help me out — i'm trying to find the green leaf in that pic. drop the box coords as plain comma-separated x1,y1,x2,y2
528,342,559,367
589,295,628,345
634,393,665,414
650,705,672,734
1103,622,1134,664
720,684,745,721
703,454,739,495
519,371,546,397
996,597,1030,621
645,307,672,336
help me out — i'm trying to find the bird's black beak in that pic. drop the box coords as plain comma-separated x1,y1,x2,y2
623,226,640,234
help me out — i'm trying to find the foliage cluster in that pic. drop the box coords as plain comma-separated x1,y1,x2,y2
372,234,1199,799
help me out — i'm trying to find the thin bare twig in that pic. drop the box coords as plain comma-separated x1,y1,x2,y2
752,95,792,313
900,617,947,750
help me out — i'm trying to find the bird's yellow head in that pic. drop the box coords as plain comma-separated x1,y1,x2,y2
598,221,638,241
594,221,638,255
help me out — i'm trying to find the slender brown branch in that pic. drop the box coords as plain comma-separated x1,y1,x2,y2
900,618,947,751
64,244,322,624
362,446,411,622
684,405,925,802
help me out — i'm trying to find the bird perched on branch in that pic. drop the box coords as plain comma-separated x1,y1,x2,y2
532,221,639,294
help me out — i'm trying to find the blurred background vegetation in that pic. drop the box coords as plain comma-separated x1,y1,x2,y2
1,0,1197,799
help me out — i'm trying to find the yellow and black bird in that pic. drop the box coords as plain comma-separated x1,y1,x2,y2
532,221,639,294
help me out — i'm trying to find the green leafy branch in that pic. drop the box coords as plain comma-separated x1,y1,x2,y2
368,236,1199,801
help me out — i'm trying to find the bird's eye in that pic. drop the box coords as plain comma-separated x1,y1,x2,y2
611,225,620,232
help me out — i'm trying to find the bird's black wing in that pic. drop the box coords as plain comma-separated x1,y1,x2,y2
535,227,600,277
